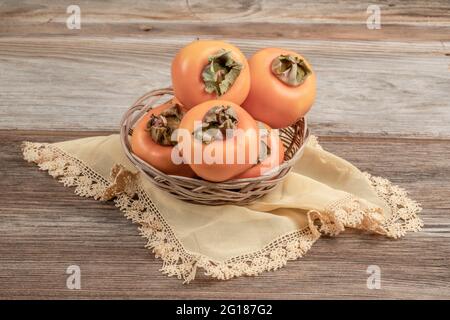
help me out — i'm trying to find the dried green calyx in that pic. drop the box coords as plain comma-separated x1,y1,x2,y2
202,49,243,96
271,54,311,87
258,140,271,163
194,105,238,144
257,122,271,163
146,104,184,146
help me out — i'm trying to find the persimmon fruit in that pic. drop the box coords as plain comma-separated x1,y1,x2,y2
177,100,259,182
130,99,195,177
171,40,250,110
242,47,316,129
234,122,285,179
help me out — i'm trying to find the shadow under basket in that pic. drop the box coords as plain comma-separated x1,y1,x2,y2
120,88,310,206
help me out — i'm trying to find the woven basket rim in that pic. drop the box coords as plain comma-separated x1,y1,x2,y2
120,87,309,188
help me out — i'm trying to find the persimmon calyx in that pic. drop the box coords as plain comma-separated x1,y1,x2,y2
256,122,270,163
202,49,242,96
271,54,311,87
258,140,271,163
194,105,239,144
146,104,184,146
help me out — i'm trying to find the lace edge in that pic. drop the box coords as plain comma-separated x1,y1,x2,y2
22,139,422,283
306,136,423,238
363,172,423,238
21,141,318,283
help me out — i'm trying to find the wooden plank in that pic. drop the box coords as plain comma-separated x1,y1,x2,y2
0,37,449,138
1,130,448,299
2,23,449,42
1,0,449,25
2,0,450,41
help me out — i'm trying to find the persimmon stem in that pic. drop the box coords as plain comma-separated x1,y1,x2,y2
194,105,238,144
146,103,184,146
257,122,271,163
271,55,311,87
202,49,242,96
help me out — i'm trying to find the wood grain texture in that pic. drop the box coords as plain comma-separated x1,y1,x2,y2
1,0,449,300
0,37,449,137
2,0,449,24
1,0,450,42
1,0,449,137
2,0,450,43
0,130,449,299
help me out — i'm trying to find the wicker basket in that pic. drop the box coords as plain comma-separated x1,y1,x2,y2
120,88,309,206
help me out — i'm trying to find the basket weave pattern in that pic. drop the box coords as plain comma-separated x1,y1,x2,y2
120,88,309,206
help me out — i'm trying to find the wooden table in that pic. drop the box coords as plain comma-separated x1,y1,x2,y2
1,0,449,299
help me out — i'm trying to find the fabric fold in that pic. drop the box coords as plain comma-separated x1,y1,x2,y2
22,134,423,283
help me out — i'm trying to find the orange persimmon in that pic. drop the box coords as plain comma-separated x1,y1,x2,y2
130,99,195,177
242,48,316,129
171,40,250,110
177,100,259,182
234,122,285,179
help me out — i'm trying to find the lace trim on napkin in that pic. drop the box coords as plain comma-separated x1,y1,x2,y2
22,137,422,283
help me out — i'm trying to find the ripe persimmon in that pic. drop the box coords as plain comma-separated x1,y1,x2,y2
234,122,285,179
242,48,316,128
177,100,259,182
171,40,250,110
130,99,195,177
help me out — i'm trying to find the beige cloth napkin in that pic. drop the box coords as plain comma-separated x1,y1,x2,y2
22,134,422,283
